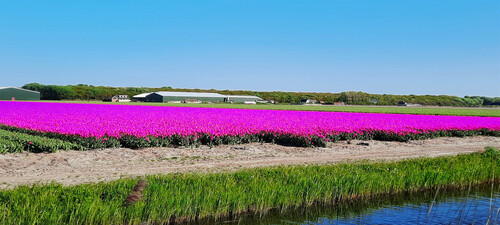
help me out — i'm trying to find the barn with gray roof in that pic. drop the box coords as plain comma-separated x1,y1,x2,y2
0,87,40,101
132,92,152,102
146,92,226,103
141,91,262,103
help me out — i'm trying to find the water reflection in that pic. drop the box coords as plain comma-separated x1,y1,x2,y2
217,184,500,225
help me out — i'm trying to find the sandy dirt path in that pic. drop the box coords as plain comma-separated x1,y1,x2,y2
1,136,499,189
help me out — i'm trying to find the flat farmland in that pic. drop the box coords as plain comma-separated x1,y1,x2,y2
1,101,499,152
1,101,500,224
37,100,500,117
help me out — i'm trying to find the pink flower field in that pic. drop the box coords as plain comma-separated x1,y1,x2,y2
0,102,499,141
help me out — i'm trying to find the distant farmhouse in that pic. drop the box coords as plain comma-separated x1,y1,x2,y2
0,87,40,101
131,91,262,103
301,99,317,104
104,95,131,102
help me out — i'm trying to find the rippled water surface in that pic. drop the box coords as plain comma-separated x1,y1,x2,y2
219,184,500,225
317,193,499,224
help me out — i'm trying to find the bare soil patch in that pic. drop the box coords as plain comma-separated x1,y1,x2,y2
1,136,499,189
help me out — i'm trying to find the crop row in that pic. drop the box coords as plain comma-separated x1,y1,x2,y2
0,129,84,153
1,102,500,138
2,125,499,151
0,102,499,151
1,147,499,224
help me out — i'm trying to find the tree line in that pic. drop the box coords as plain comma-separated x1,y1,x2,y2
22,83,500,107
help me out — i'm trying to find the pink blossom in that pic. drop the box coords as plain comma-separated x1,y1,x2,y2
0,102,498,140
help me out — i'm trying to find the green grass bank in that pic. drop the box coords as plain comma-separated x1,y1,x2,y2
1,147,499,224
36,100,500,117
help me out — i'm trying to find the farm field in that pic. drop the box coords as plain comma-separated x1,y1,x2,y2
1,101,499,152
1,101,500,224
38,100,500,117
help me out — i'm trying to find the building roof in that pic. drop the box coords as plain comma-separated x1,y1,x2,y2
112,95,129,98
225,95,262,100
133,93,152,98
154,92,225,98
0,86,40,94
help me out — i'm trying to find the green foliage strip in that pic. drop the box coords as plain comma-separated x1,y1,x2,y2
22,83,500,106
0,129,84,153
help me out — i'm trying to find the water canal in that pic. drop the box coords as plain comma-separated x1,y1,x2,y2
218,184,500,225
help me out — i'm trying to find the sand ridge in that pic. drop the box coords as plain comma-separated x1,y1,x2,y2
0,136,499,189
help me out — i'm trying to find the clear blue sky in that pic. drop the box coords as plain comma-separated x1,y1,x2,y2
1,0,499,97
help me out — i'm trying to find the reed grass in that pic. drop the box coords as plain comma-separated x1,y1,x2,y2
227,183,500,224
0,147,499,224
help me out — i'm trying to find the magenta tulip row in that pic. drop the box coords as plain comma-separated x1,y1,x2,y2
0,102,499,139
